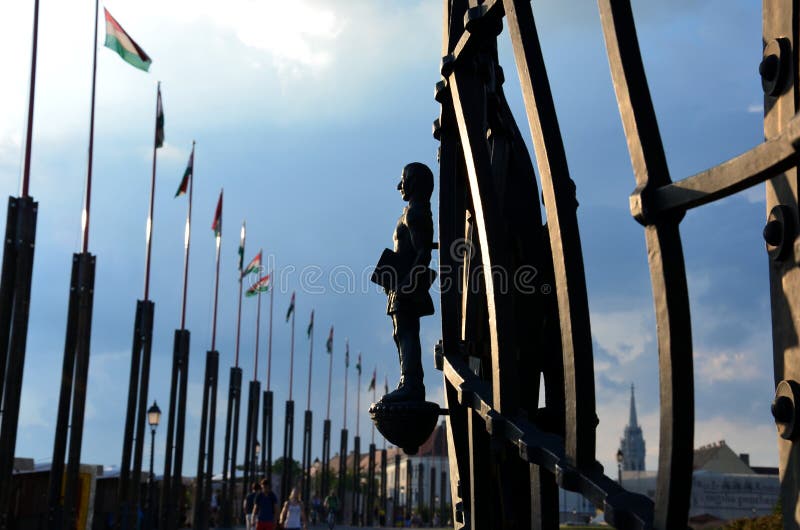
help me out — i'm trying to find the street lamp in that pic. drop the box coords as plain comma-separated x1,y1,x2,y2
147,400,161,530
616,449,624,485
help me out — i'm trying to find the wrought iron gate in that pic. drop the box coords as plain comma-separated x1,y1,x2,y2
435,0,800,528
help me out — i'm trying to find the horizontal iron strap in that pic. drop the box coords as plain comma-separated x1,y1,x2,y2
631,113,800,224
443,353,654,529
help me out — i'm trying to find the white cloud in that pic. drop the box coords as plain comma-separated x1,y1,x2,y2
591,309,653,364
695,348,763,383
747,103,764,114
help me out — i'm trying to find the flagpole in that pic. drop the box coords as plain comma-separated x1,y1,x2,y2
210,190,223,351
371,369,376,446
0,0,40,520
343,340,348,431
180,142,194,330
267,270,274,391
221,227,246,527
81,0,100,253
254,264,263,380
356,356,361,438
20,0,40,198
234,222,245,367
143,82,160,301
288,294,295,401
326,333,333,421
306,311,313,411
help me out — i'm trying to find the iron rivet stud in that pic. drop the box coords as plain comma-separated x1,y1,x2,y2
765,205,795,262
761,38,791,97
773,380,800,440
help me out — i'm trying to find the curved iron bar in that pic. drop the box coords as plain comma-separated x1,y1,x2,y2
443,353,654,529
501,0,598,469
598,1,694,528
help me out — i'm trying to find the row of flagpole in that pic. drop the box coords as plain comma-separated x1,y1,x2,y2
0,3,403,530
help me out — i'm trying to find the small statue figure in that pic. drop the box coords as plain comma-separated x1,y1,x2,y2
372,162,436,403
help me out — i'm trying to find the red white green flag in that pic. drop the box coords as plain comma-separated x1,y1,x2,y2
175,146,193,197
211,190,223,236
155,85,164,148
326,326,334,354
285,292,296,322
243,250,262,278
103,8,152,72
368,368,376,392
384,375,389,395
356,352,361,376
238,222,246,271
307,310,314,338
345,339,350,367
246,274,271,297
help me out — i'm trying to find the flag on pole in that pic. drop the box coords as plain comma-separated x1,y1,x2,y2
368,369,376,392
238,222,246,271
286,292,295,322
384,375,388,395
175,147,193,197
155,85,164,148
356,353,362,376
345,339,349,368
103,8,152,72
326,326,334,353
307,310,314,338
211,191,223,236
242,250,262,277
246,274,271,297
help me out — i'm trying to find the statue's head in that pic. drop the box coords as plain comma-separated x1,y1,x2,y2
398,162,434,202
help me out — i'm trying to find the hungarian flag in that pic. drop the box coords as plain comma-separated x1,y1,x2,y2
246,274,271,297
356,353,362,376
242,250,262,277
384,375,389,395
307,310,314,338
237,222,246,271
103,8,152,72
175,146,193,197
285,292,295,322
155,85,164,148
368,369,376,392
326,326,334,354
211,191,223,236
345,339,350,367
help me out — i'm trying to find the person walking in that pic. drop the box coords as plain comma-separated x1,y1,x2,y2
252,479,278,530
279,488,308,530
244,482,259,530
323,490,339,529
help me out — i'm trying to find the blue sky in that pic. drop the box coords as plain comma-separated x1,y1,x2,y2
0,0,775,484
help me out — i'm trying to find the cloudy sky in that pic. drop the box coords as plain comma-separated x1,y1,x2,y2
0,0,775,487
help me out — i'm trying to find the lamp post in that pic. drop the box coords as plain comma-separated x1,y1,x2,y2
147,401,161,530
616,449,623,485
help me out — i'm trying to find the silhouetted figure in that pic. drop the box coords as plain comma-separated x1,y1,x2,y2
379,162,435,403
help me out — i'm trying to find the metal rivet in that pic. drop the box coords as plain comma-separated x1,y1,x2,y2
761,38,791,97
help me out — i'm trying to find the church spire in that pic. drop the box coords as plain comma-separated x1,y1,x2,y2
619,382,646,471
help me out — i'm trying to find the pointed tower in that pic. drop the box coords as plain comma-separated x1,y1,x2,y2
619,384,646,471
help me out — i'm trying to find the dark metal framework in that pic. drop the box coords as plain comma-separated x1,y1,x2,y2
159,329,190,530
436,0,800,528
118,300,155,530
0,197,37,530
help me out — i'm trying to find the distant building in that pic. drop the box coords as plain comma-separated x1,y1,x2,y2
619,384,646,471
621,440,779,523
